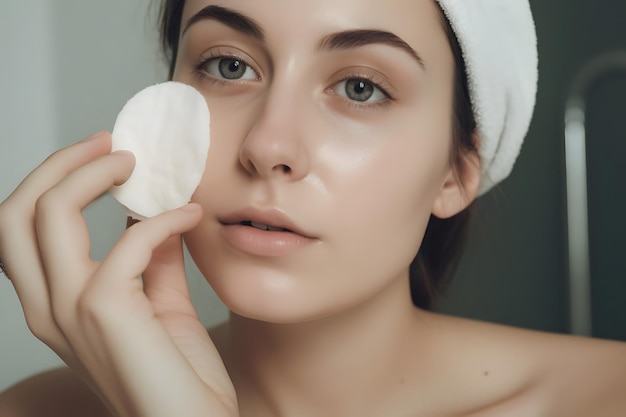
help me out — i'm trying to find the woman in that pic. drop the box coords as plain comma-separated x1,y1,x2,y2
1,0,625,416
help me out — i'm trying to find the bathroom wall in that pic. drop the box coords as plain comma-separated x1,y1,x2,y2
584,71,626,341
440,0,626,338
0,1,64,391
1,0,624,393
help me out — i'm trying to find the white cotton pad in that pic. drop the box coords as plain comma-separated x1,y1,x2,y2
109,81,210,220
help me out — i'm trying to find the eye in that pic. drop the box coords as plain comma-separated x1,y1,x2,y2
203,57,259,80
334,78,388,103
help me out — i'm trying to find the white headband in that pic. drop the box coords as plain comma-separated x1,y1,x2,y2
434,0,539,194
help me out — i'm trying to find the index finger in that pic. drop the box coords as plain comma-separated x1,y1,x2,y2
0,132,112,314
35,151,135,303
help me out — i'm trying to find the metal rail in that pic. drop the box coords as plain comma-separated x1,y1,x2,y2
564,51,626,336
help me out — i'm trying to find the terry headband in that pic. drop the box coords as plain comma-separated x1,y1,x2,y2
435,0,539,194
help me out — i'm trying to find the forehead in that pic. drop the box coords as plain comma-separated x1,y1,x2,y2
180,0,450,60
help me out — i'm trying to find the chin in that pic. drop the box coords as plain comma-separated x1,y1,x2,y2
215,276,322,324
204,264,354,325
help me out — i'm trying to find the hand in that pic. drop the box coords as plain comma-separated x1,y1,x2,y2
0,131,237,417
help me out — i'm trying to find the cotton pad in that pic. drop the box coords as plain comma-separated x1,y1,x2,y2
109,81,210,219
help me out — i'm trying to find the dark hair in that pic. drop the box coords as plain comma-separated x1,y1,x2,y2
158,0,477,310
159,0,185,80
408,9,477,310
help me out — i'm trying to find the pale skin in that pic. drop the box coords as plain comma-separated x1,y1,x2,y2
1,0,625,416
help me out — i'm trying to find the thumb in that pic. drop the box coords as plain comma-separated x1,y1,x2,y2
133,208,202,317
128,208,235,400
143,235,190,299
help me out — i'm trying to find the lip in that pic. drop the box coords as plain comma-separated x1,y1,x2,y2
218,207,318,257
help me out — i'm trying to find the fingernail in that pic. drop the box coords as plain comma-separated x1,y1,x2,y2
112,150,135,158
181,203,201,212
83,130,107,142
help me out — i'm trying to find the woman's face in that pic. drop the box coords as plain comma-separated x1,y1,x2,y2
174,0,463,322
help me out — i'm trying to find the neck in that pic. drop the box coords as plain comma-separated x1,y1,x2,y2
216,275,440,417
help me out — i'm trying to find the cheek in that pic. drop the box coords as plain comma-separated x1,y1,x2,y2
318,126,452,286
327,118,450,231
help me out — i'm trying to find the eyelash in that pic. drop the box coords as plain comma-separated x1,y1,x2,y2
192,51,259,87
330,72,395,110
191,53,396,109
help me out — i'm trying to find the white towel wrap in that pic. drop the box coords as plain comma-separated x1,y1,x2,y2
434,0,539,194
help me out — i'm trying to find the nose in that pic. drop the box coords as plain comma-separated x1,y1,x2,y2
239,90,310,181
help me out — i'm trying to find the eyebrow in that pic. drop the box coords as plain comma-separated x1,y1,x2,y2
182,5,265,41
182,6,425,69
317,29,426,69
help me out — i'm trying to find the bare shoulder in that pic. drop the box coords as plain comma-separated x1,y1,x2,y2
431,314,626,416
532,331,626,416
0,368,114,417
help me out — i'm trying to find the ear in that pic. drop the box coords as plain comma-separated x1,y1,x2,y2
432,134,481,219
